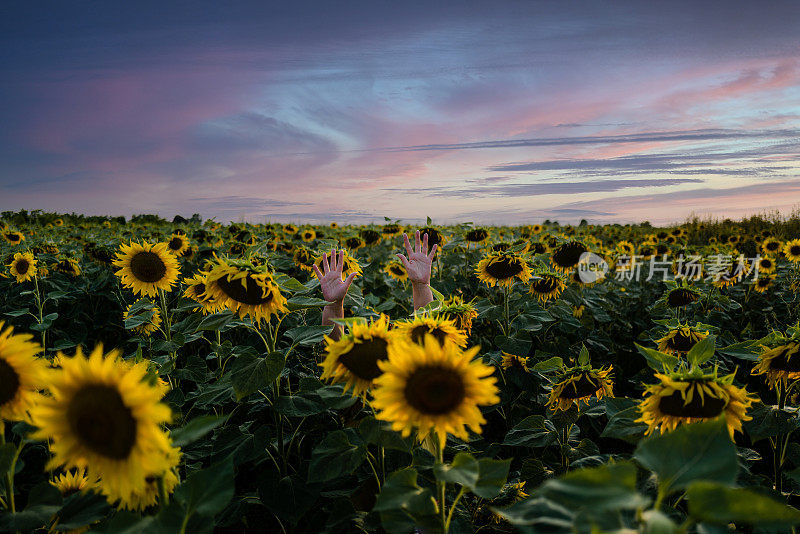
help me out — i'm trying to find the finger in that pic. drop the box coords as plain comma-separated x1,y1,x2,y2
338,250,345,274
329,247,338,271
414,230,421,254
396,254,411,270
343,272,357,290
422,233,429,256
322,252,330,273
312,264,324,280
403,233,413,256
428,243,438,260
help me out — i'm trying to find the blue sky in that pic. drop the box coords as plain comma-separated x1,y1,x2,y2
1,1,799,224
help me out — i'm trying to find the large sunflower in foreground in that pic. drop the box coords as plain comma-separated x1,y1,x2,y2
393,315,468,348
656,325,709,355
546,366,614,412
528,270,567,304
113,241,180,297
320,315,396,396
372,337,499,449
30,345,174,501
637,372,756,438
0,322,47,421
104,444,181,511
751,341,800,389
475,251,532,288
8,251,37,282
205,259,287,323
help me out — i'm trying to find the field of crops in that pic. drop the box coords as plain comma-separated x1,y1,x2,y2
3,210,800,533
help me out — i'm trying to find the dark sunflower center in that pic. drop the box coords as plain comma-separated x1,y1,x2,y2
667,288,699,308
168,237,184,250
757,278,771,288
531,276,559,294
658,383,726,418
191,283,206,298
361,230,381,244
761,259,773,269
346,238,363,248
390,266,405,276
67,385,137,460
338,338,389,380
0,358,21,406
552,242,587,268
216,273,275,306
7,234,20,242
767,344,800,372
668,331,699,352
530,243,546,254
410,325,449,345
791,245,800,256
130,252,167,283
466,229,488,242
404,366,465,415
558,373,598,399
485,257,524,279
15,259,30,274
767,242,780,251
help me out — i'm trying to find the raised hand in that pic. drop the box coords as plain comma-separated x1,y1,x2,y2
313,248,357,303
396,230,438,287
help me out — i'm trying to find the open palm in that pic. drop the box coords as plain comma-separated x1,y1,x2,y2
396,231,438,285
313,249,357,303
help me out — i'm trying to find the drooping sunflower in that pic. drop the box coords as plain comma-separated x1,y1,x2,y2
204,259,287,323
550,241,589,272
320,315,396,396
753,275,776,293
301,229,317,242
292,247,315,272
165,234,190,256
360,229,382,246
656,325,709,355
344,236,366,251
2,231,25,245
500,352,529,371
123,299,163,337
465,228,490,244
113,242,180,297
546,366,614,412
371,336,500,449
53,257,82,277
8,252,37,282
784,239,800,263
0,322,47,421
182,271,220,314
751,341,800,388
393,315,468,348
104,444,181,511
528,270,567,304
475,251,533,288
711,257,749,289
313,250,362,279
382,224,403,237
51,469,97,497
384,260,408,282
637,372,756,438
437,296,479,335
418,227,446,249
665,286,701,308
30,345,175,500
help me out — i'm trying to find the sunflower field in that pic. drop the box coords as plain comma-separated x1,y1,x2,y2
4,210,800,533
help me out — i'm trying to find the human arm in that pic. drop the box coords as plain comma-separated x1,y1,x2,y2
396,230,438,310
313,248,357,341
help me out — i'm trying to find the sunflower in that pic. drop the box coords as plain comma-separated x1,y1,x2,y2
382,224,403,237
572,305,585,318
51,469,97,497
784,239,800,263
344,236,366,251
105,444,181,511
545,367,614,412
205,259,288,323
283,224,298,235
500,352,528,371
8,252,37,282
371,336,499,449
531,224,543,235
656,326,709,355
665,286,701,308
30,345,175,501
320,315,396,396
753,275,776,293
165,234,190,256
313,250,362,279
528,270,567,304
465,228,490,244
751,341,800,388
384,260,408,281
330,222,339,229
0,322,47,421
475,251,533,288
393,315,468,348
711,258,748,289
301,229,316,242
54,218,64,227
292,247,315,272
637,372,756,437
113,242,180,297
182,272,220,314
437,296,479,335
616,240,635,255
360,229,382,246
53,257,81,277
761,237,783,255
550,241,589,272
757,255,776,274
123,300,162,337
2,231,25,245
418,227,446,249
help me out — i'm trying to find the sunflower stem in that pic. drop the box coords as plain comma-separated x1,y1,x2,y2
0,423,15,514
157,475,169,508
158,290,175,365
33,274,46,353
435,434,447,532
445,486,466,532
502,284,511,336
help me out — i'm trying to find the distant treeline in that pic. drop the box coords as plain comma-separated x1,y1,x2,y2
0,210,203,226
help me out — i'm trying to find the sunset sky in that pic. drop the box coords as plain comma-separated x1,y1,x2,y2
1,1,799,225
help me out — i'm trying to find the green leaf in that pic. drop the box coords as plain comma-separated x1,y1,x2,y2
430,286,445,301
538,461,647,511
642,510,678,534
744,402,800,443
171,415,226,448
286,296,331,310
533,356,563,372
634,343,679,371
0,482,62,532
578,344,589,366
718,340,759,361
634,417,737,494
434,452,479,488
374,468,438,534
687,480,800,526
0,442,16,476
307,429,367,483
358,416,413,452
54,491,110,531
686,335,716,367
258,472,320,526
284,325,332,346
473,457,512,498
174,458,235,518
194,312,235,332
228,351,284,400
503,415,557,448
492,497,574,533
